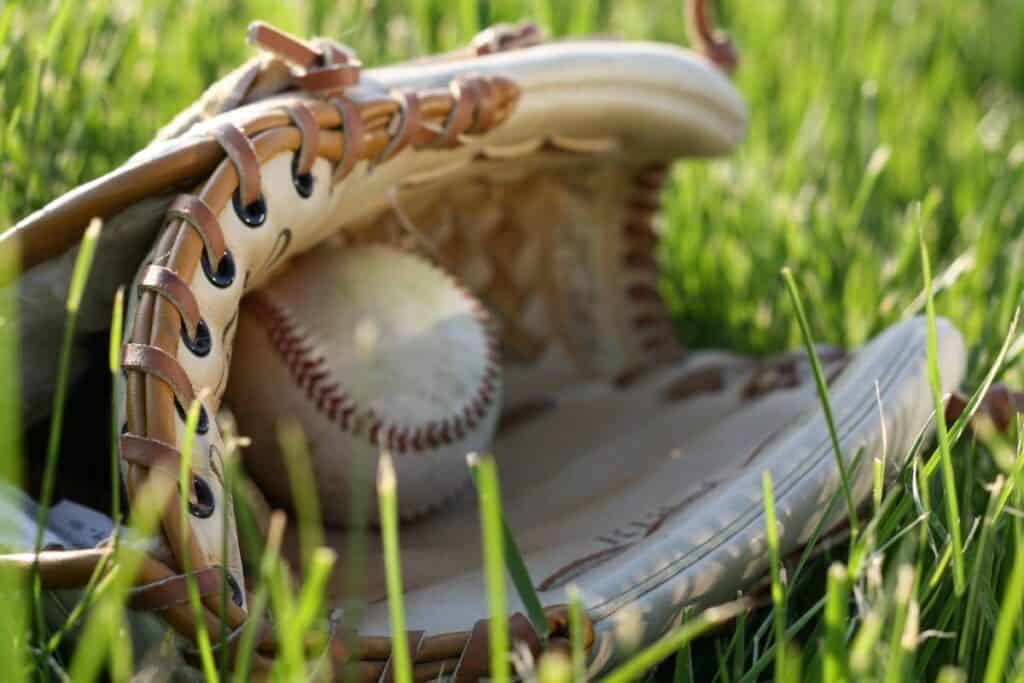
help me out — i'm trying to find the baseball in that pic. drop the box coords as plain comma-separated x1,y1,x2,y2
226,243,501,524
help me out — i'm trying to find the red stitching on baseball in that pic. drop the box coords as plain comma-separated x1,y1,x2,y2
246,272,499,455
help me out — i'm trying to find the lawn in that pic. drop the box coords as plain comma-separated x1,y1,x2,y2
2,0,1024,681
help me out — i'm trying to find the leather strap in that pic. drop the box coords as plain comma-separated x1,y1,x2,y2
213,123,262,207
330,96,367,183
285,103,320,177
122,343,195,409
453,619,492,683
470,78,497,134
685,0,738,73
138,265,202,338
248,21,361,95
248,21,321,69
120,433,182,474
433,79,479,148
376,90,423,164
452,613,544,683
295,63,361,95
168,194,228,265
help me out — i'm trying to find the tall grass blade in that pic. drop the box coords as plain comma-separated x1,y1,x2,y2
277,418,324,573
568,587,586,682
925,307,1019,478
378,452,412,683
468,457,548,643
468,452,509,683
982,525,1024,683
234,510,286,683
918,217,966,595
34,218,101,549
762,472,787,682
108,286,124,549
31,217,102,679
883,564,917,683
781,267,859,537
824,563,849,682
0,231,26,683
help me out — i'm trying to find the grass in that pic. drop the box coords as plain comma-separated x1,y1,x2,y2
1,0,1024,681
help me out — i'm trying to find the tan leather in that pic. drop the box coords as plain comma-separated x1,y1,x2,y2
138,265,202,339
213,123,263,208
168,194,230,265
284,102,320,176
122,343,196,409
120,433,182,475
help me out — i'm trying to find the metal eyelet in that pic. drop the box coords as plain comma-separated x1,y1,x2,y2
175,401,210,435
201,249,236,289
232,189,267,227
181,318,212,358
188,475,216,518
292,154,314,198
225,573,244,607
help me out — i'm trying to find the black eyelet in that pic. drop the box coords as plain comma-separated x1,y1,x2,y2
232,189,267,227
225,572,244,607
181,318,212,358
202,249,236,289
121,422,128,434
292,155,314,198
175,401,210,435
188,475,216,518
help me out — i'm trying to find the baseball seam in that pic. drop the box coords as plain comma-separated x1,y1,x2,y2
245,261,501,456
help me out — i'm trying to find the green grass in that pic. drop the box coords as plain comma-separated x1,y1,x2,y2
2,0,1024,681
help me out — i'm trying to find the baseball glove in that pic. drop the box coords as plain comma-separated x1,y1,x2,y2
0,1,973,679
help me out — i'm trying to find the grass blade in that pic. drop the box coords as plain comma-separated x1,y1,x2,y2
234,510,286,683
469,453,509,683
918,219,965,595
982,527,1024,683
33,218,101,550
31,217,102,677
781,267,860,537
824,563,849,682
378,452,412,683
468,457,549,643
762,472,788,682
602,600,748,683
568,587,586,682
108,285,124,550
276,418,324,574
0,236,26,683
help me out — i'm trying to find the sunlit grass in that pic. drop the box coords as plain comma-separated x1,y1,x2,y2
1,0,1023,681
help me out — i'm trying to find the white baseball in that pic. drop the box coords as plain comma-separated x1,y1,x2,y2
226,243,501,523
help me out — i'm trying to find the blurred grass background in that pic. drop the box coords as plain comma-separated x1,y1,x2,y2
2,0,1024,681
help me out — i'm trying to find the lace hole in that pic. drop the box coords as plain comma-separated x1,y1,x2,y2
292,155,314,198
181,318,212,357
226,573,244,607
232,189,267,227
188,475,216,518
201,250,236,289
175,401,210,435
